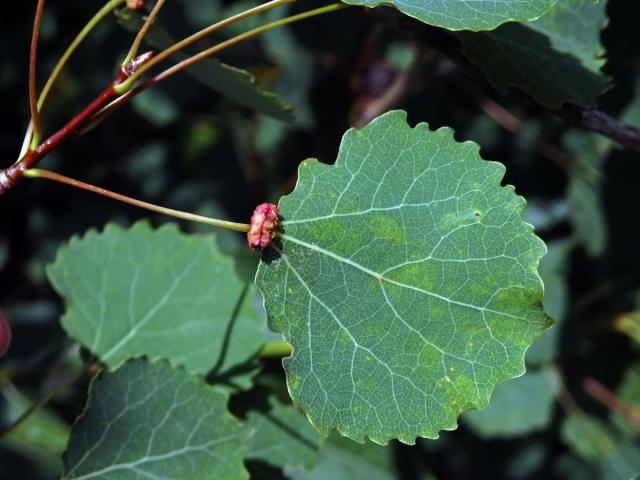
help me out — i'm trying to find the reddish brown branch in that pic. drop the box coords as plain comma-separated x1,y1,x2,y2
559,106,640,154
583,378,640,432
1,78,124,194
28,0,47,145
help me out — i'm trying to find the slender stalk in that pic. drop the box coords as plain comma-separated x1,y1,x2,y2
122,0,295,89
115,3,348,95
99,3,348,121
0,370,85,439
42,0,126,111
18,124,34,161
156,3,347,82
123,0,166,65
19,0,127,159
24,169,251,232
28,0,46,148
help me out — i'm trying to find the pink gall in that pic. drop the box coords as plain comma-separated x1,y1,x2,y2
247,203,278,249
123,51,154,77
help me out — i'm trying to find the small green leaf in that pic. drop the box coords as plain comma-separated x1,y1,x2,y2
116,9,293,121
458,27,609,109
458,0,610,108
47,222,265,388
614,311,640,345
462,368,559,437
245,395,322,472
284,432,395,480
256,110,551,444
526,0,608,72
340,0,556,32
62,359,249,480
561,413,640,479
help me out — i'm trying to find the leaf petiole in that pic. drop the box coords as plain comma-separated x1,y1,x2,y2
122,0,166,67
119,0,297,90
24,169,251,233
0,369,86,440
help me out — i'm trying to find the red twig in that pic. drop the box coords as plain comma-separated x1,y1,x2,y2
583,378,640,432
1,78,125,194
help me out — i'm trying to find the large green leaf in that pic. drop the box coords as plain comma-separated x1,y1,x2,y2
245,395,322,472
47,222,265,388
341,0,556,32
462,368,559,437
256,110,551,444
116,9,293,121
62,359,249,480
458,0,610,108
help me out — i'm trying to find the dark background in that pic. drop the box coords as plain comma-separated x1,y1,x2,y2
1,1,639,478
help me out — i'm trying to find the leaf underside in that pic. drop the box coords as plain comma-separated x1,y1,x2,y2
245,395,323,472
256,110,551,444
62,359,249,480
458,0,610,108
340,0,556,31
47,222,264,389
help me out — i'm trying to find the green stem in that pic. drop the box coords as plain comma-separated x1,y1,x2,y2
0,370,85,439
115,2,348,94
121,0,296,90
123,0,166,66
41,0,126,110
24,169,251,232
259,339,293,358
20,0,127,159
103,3,349,118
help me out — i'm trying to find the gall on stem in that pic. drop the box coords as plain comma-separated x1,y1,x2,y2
0,309,11,358
247,203,278,249
122,51,154,77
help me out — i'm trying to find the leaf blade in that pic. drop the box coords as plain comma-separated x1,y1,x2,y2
341,0,557,31
256,110,551,444
47,222,265,388
62,359,249,480
457,0,610,108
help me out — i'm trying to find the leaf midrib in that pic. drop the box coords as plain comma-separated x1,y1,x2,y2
278,232,528,323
